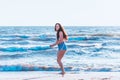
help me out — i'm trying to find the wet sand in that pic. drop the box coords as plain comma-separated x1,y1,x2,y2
0,72,120,80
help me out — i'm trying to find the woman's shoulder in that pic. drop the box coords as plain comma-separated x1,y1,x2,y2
59,31,63,35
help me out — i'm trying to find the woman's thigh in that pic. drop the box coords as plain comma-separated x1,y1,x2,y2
57,50,66,60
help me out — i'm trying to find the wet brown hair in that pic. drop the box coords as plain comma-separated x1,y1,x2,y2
55,23,68,40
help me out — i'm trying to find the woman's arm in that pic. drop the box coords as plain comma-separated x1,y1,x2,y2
56,31,64,44
50,31,64,47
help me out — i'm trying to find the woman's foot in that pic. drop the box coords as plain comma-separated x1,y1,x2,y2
62,72,65,76
59,72,66,77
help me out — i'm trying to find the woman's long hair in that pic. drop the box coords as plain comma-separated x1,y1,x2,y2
55,23,68,40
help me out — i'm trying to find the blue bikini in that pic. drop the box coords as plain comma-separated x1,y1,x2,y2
58,42,67,51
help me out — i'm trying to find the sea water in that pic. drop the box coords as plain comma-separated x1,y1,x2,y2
0,26,120,72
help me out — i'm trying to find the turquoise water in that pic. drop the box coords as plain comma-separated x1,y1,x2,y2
0,26,120,72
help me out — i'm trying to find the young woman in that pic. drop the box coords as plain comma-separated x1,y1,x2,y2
50,23,68,76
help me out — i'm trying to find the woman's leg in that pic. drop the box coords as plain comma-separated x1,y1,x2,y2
57,50,66,75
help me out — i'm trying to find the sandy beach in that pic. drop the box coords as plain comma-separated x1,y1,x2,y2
0,72,120,80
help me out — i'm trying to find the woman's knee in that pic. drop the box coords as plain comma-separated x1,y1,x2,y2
57,58,61,63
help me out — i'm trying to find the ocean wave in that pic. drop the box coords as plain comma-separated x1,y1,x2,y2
1,41,29,45
0,65,73,71
0,64,119,72
0,34,119,43
0,50,57,60
91,33,120,37
0,54,25,60
0,45,51,52
0,35,29,39
68,35,119,42
68,33,120,37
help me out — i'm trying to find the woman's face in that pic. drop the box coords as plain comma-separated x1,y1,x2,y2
55,24,60,31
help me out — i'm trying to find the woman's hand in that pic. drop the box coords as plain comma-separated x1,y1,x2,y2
50,41,58,48
50,44,54,48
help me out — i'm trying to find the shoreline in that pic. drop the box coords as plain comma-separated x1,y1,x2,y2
0,71,120,80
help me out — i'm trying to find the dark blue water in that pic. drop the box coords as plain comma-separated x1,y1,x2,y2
0,26,120,72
